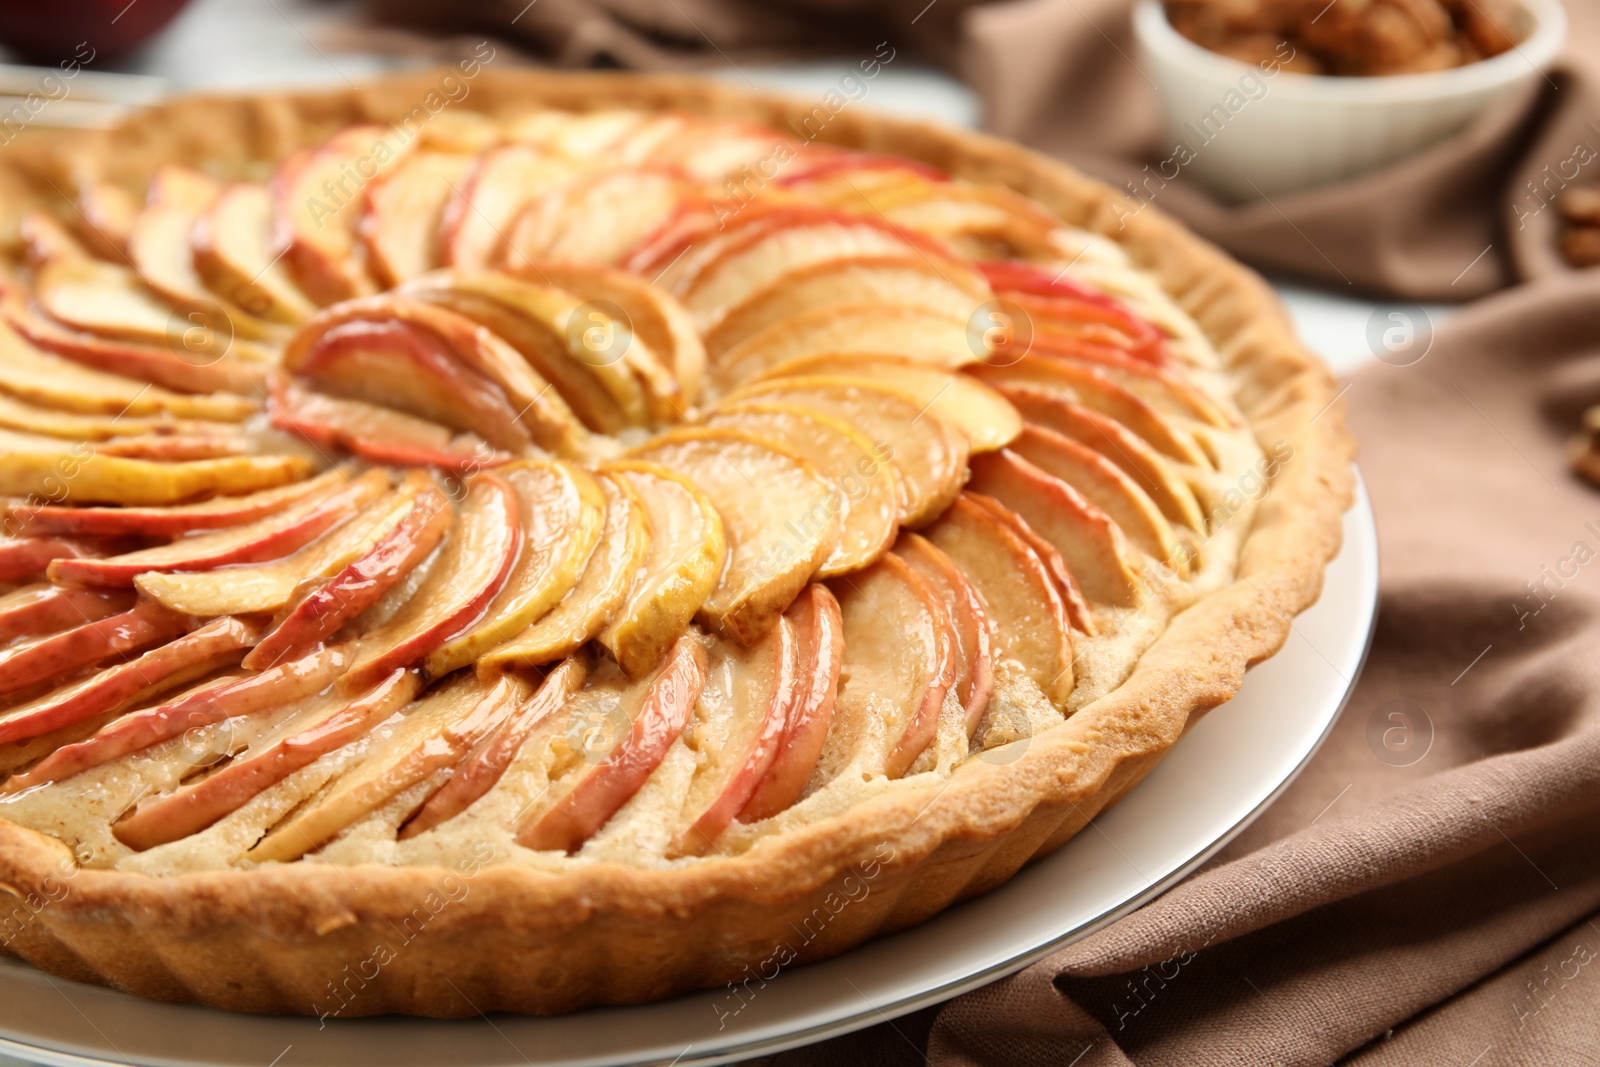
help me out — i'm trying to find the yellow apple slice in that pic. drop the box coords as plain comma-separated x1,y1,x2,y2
627,427,839,644
711,304,975,393
194,182,317,324
424,461,607,678
598,461,727,679
475,470,649,671
737,584,843,821
721,376,968,529
516,633,707,853
362,151,475,287
925,495,1075,710
828,553,956,779
671,620,800,856
441,143,574,271
895,532,994,736
0,451,311,507
248,671,530,863
966,450,1144,609
34,251,192,347
704,402,899,577
965,491,1096,635
0,393,235,444
749,356,1022,453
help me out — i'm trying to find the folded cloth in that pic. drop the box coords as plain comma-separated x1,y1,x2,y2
363,0,1597,298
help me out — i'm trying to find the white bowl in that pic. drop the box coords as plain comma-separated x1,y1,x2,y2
1131,0,1567,201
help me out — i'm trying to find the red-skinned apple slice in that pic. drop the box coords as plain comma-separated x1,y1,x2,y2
362,151,475,287
7,643,352,792
895,533,994,736
925,494,1074,710
194,182,317,324
441,144,574,271
268,378,507,472
978,260,1170,364
75,181,137,261
424,460,608,678
0,616,264,747
737,583,843,821
0,601,190,700
112,667,422,852
671,620,800,856
0,394,243,444
49,469,386,587
829,553,955,778
0,452,312,508
243,483,454,671
964,491,1095,635
399,656,589,839
1028,345,1232,428
503,167,691,271
343,471,521,690
516,633,707,853
0,584,133,643
0,536,110,583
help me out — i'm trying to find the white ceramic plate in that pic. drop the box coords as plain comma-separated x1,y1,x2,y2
0,476,1378,1067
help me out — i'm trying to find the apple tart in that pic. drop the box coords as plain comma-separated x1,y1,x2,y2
0,71,1353,1016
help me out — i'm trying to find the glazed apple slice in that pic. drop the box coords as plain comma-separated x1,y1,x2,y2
1007,426,1181,569
979,260,1170,364
34,256,194,347
475,470,648,671
0,600,191,700
268,379,505,472
704,402,899,577
0,327,254,422
964,492,1095,635
516,633,707,853
343,472,521,691
194,182,317,323
0,394,241,445
362,151,475,287
10,468,347,538
243,483,454,671
0,584,132,643
75,181,138,261
249,671,534,862
627,427,839,645
894,532,995,737
829,553,956,778
0,536,113,583
18,210,92,269
0,452,311,508
424,461,607,678
925,495,1075,710
399,657,589,839
0,616,263,747
671,620,800,856
503,167,691,271
1028,344,1233,429
597,462,726,679
721,377,968,529
7,643,352,792
50,469,386,587
737,584,843,821
749,356,1022,453
966,449,1143,608
113,667,423,852
441,144,574,271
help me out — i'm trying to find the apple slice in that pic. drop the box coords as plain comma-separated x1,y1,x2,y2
0,584,132,643
75,181,138,261
978,260,1170,365
0,601,190,700
0,452,312,508
711,304,975,393
598,461,727,679
35,256,191,347
9,468,346,538
343,472,521,691
516,633,707,853
246,671,536,862
968,356,1208,467
966,450,1143,608
925,495,1075,710
50,469,386,587
194,182,317,324
1000,387,1206,530
18,210,91,269
895,533,994,736
7,643,352,792
268,379,505,472
441,144,574,271
0,393,239,444
0,616,263,747
0,326,254,422
503,167,691,271
399,656,589,839
475,470,648,671
515,262,706,404
113,667,423,852
1029,346,1232,429
627,427,839,645
749,356,1021,454
671,620,800,856
362,151,475,287
424,461,607,678
720,376,968,529
704,402,899,577
829,553,956,778
243,483,454,671
1007,426,1181,569
964,491,1095,634
737,584,843,821
0,536,112,582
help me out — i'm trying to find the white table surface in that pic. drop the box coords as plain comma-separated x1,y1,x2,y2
0,2,1427,1062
